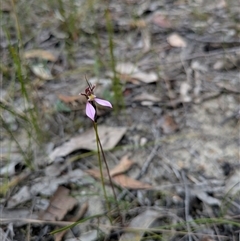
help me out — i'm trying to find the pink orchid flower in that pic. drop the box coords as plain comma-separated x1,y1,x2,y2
81,82,112,121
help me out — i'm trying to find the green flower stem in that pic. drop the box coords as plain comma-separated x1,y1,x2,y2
93,121,112,221
93,122,122,225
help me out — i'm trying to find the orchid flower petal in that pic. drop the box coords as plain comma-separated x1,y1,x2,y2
95,98,112,108
86,102,95,121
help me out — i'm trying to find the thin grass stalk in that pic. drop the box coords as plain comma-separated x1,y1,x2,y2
4,28,41,142
93,121,112,222
93,122,123,225
105,8,124,111
10,0,22,48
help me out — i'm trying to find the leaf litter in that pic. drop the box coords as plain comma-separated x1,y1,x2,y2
116,62,158,84
23,49,57,62
167,33,187,48
86,155,152,189
2,0,240,240
39,186,77,222
119,209,164,241
49,126,127,163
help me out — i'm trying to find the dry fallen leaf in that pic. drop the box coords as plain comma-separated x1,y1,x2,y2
133,92,161,102
39,186,77,221
58,94,85,104
180,81,192,102
44,162,69,177
30,64,54,80
30,169,86,196
23,49,57,62
129,19,147,28
167,33,187,48
113,174,152,189
54,202,88,241
110,155,135,177
116,63,158,84
7,186,31,208
116,62,139,75
72,230,98,241
85,169,105,180
86,170,152,190
86,155,151,190
0,161,21,176
131,71,158,84
152,13,172,28
120,209,162,241
225,170,240,195
120,74,141,85
159,115,179,134
49,126,127,163
195,191,221,206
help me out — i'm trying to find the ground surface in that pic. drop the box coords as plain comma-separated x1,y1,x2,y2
1,0,240,241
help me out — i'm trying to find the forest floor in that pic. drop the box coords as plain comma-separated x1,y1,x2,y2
1,0,240,241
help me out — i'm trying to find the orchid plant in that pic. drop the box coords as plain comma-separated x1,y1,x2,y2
81,81,112,122
80,80,122,225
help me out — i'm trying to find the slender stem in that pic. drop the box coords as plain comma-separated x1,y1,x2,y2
93,122,122,225
10,0,22,48
105,8,124,111
93,122,112,221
